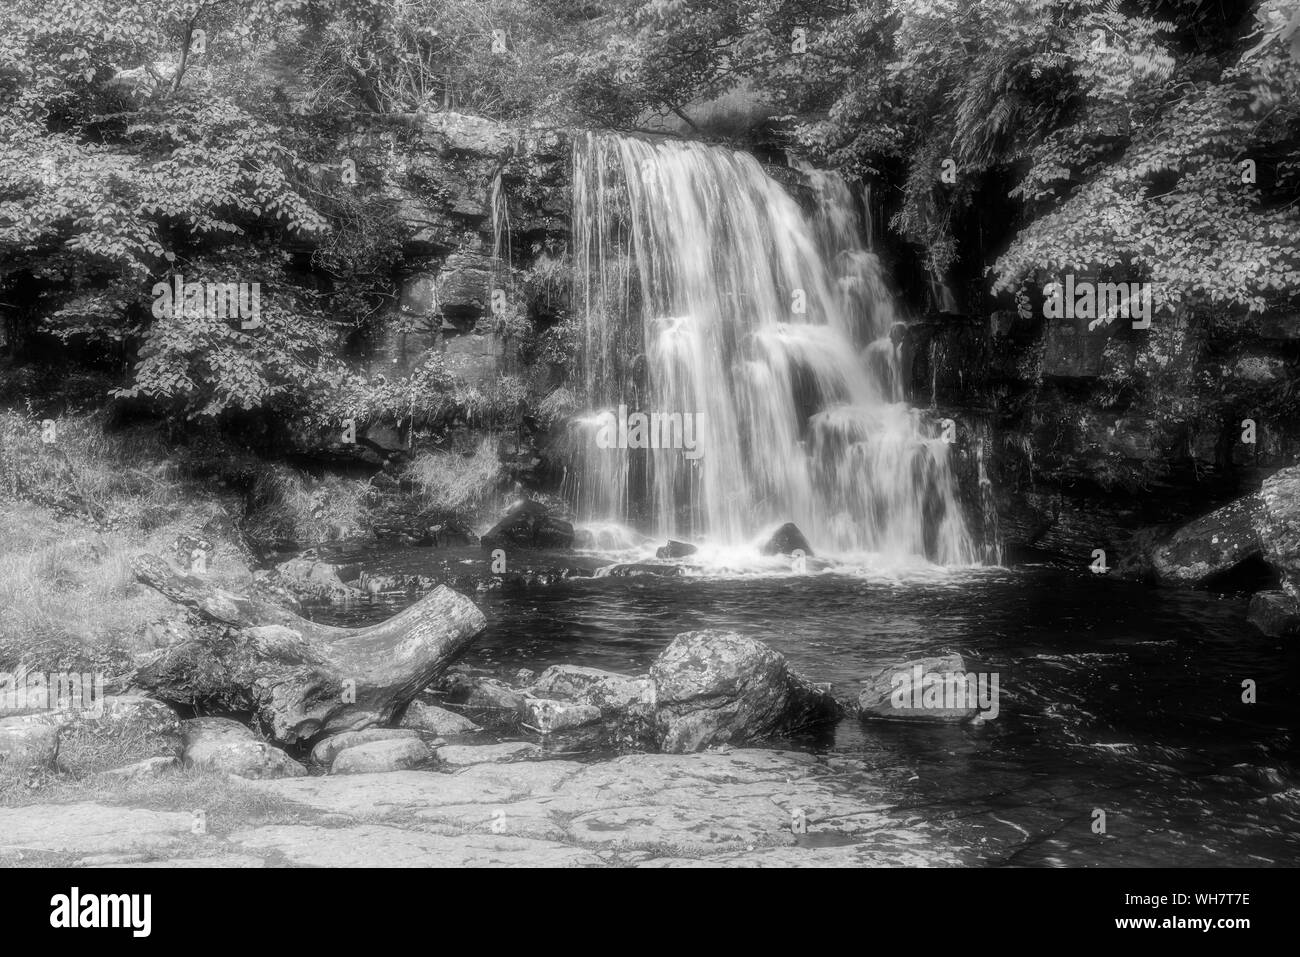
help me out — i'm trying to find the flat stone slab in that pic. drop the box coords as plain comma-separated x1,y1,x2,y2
243,748,961,864
0,750,965,866
229,824,601,867
0,803,193,856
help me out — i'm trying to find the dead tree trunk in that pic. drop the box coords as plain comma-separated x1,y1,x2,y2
131,554,486,745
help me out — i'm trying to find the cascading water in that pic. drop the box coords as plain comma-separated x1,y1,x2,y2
566,132,976,566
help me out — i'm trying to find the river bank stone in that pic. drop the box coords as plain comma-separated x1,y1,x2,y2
400,700,482,735
182,717,306,779
1255,465,1300,598
331,738,431,774
311,728,425,766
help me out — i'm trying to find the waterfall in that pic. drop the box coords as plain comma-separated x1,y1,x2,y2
566,132,976,566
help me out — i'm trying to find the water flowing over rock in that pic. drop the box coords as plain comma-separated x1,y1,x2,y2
650,631,841,752
565,133,975,564
761,522,814,557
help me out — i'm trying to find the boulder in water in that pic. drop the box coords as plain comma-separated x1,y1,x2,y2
655,540,698,559
1248,590,1300,637
480,499,574,550
1254,465,1300,599
1150,494,1265,586
650,630,840,753
857,653,986,723
760,523,813,557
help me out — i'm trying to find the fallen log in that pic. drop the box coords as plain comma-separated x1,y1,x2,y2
130,554,486,745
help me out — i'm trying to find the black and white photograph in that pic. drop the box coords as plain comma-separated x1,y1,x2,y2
0,0,1296,918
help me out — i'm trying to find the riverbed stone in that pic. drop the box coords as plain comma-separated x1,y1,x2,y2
520,698,602,734
182,717,306,779
311,728,425,766
649,631,841,752
331,738,431,774
857,653,981,722
528,664,655,712
400,700,482,735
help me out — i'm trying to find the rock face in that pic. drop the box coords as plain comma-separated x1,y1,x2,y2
331,738,431,774
760,523,813,557
650,631,840,753
857,653,985,723
1255,465,1300,599
480,500,574,550
1150,494,1264,586
181,718,306,779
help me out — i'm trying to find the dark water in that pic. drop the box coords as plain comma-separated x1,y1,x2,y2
305,552,1300,866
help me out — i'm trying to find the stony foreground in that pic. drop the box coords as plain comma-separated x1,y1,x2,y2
0,748,962,868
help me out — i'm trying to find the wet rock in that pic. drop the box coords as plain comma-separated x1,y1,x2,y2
311,728,425,766
1254,465,1300,598
434,251,494,322
528,665,655,714
650,631,841,753
480,499,574,550
656,540,698,559
521,698,602,734
1248,590,1300,637
181,718,306,779
400,700,482,735
331,738,431,774
602,562,684,577
760,523,813,557
268,553,363,600
421,112,517,157
0,716,59,773
857,653,983,722
1150,494,1264,586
